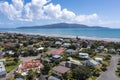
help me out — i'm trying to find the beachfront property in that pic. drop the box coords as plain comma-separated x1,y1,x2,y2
0,62,6,78
0,32,119,80
17,60,43,75
79,53,89,59
52,65,70,77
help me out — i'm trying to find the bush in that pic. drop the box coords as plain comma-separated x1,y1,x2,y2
101,66,107,71
5,61,16,66
93,71,100,77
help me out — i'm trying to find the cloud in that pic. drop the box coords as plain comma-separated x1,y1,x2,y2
0,0,98,23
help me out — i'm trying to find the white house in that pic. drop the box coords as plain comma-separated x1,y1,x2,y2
0,62,6,78
48,76,60,80
55,41,62,45
62,43,71,47
7,50,15,55
94,58,103,63
36,47,44,51
52,55,61,59
79,53,89,59
85,60,99,67
65,49,76,54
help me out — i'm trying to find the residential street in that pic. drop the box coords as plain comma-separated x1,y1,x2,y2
97,55,120,80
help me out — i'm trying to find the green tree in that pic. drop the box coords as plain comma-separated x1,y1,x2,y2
26,69,36,80
72,66,92,80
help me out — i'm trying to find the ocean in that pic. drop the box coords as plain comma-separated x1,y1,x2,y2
0,28,120,42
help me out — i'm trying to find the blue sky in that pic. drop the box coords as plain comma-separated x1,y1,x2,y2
0,0,120,28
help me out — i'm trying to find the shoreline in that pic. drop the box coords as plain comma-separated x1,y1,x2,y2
0,31,120,42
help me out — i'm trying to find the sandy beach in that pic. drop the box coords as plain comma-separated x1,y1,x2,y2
1,31,120,42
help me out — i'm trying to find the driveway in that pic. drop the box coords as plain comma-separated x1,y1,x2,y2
97,55,120,80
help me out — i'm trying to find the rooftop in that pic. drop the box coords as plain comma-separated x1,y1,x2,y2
79,53,89,56
48,76,60,80
51,49,64,55
52,66,70,74
89,60,99,65
19,60,43,70
0,62,6,73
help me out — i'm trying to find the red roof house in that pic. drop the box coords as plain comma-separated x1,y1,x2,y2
51,49,64,55
18,60,43,73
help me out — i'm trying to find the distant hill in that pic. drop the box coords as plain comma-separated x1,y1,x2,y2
17,23,109,29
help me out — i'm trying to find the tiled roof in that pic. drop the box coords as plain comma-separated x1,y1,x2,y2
51,49,64,55
20,60,43,70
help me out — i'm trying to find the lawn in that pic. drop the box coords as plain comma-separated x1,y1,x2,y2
5,61,21,73
0,47,4,51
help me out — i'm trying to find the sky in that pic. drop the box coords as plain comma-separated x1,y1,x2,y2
0,0,120,28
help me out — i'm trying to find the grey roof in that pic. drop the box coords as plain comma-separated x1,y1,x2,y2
52,66,70,74
52,55,61,59
15,78,23,80
0,62,6,76
48,76,60,80
65,49,76,53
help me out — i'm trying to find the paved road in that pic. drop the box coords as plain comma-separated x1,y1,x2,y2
97,55,120,80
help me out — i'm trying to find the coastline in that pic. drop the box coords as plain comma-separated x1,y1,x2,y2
0,31,120,42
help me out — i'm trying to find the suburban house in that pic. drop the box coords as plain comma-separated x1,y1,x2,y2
55,41,62,45
6,50,15,55
65,49,76,54
4,43,14,47
50,49,64,55
0,52,4,59
52,66,70,77
94,57,103,63
49,55,61,62
36,47,44,51
48,76,60,80
0,62,6,78
62,43,71,47
79,53,89,59
15,78,24,80
85,60,100,67
97,46,104,51
59,60,82,69
17,60,43,74
109,48,116,53
0,59,6,62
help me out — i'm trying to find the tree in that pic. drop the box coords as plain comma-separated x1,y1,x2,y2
14,58,19,63
14,73,22,78
72,66,92,80
26,69,36,80
41,63,51,75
